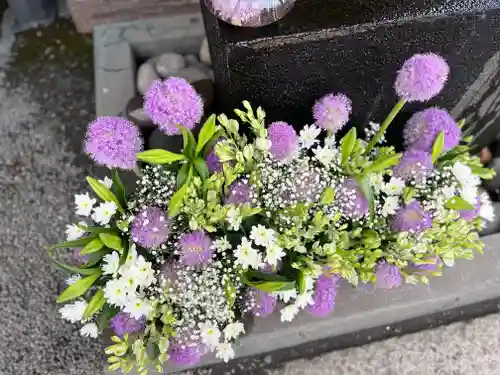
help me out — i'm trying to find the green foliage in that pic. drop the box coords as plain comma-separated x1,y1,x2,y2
196,114,217,155
431,131,445,163
56,272,102,303
241,270,296,292
86,176,124,213
168,181,189,217
136,149,186,164
340,127,357,166
112,169,127,207
445,196,474,211
80,237,104,255
83,288,105,319
99,233,123,251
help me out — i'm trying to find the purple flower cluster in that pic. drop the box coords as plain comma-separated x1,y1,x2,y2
336,178,369,219
392,201,432,234
109,312,146,338
226,178,254,205
168,340,205,366
393,149,433,183
313,93,352,133
267,122,298,163
84,116,143,170
248,289,277,318
131,206,171,249
178,231,213,268
308,273,341,317
375,261,403,289
144,78,203,135
403,108,460,152
206,148,223,173
395,53,449,102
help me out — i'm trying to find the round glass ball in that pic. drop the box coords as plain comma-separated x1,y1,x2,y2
204,0,296,28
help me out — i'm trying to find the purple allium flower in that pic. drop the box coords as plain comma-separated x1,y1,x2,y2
392,200,432,234
248,289,277,318
267,122,298,163
84,116,143,170
178,231,213,268
71,248,89,266
459,197,481,221
109,312,146,338
375,261,403,289
408,255,441,273
308,273,341,317
395,53,449,102
393,149,433,183
403,108,460,152
226,178,253,205
144,77,203,135
336,178,369,219
313,93,352,133
131,206,170,249
168,340,205,366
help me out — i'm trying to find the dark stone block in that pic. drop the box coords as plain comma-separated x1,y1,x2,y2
203,0,500,148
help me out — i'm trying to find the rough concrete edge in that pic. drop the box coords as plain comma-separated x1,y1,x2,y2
93,12,205,117
104,232,500,374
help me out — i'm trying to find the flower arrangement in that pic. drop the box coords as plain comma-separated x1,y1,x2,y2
50,52,496,374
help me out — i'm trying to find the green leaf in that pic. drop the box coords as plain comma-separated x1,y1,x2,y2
356,177,374,217
82,249,110,268
178,126,197,158
445,196,475,211
363,153,402,174
196,114,217,155
340,127,357,166
431,131,445,163
193,157,209,179
168,182,189,217
56,272,102,303
177,163,191,188
470,166,495,179
99,233,122,251
241,273,296,293
97,304,120,331
320,187,335,205
297,270,307,295
136,149,186,165
48,248,102,275
112,169,127,207
80,237,104,255
203,130,224,158
241,204,261,218
223,277,237,308
402,187,416,204
457,118,466,128
86,177,123,213
83,288,105,319
49,236,95,250
76,224,118,234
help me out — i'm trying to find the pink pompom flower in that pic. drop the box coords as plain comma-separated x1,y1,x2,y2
312,93,352,133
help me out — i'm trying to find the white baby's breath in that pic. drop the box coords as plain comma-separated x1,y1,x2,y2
226,206,242,231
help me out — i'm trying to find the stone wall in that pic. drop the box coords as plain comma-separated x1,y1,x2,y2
67,0,199,33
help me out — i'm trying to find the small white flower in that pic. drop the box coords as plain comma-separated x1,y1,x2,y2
66,274,81,285
102,252,120,276
280,304,299,322
74,193,96,217
234,238,262,270
299,124,321,149
199,321,221,348
104,278,131,307
80,323,99,338
382,177,405,196
215,343,235,363
256,137,271,151
294,291,314,309
313,146,337,166
134,256,155,287
460,185,478,205
452,161,480,188
381,196,400,216
324,135,336,148
277,289,298,303
226,206,242,231
59,300,88,323
224,322,245,341
369,173,384,192
91,201,117,225
65,221,87,241
479,194,495,222
124,297,153,319
98,176,113,189
441,186,456,200
250,225,276,247
212,237,232,252
265,243,285,267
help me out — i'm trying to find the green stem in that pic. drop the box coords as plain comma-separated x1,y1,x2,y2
133,164,143,177
365,98,406,154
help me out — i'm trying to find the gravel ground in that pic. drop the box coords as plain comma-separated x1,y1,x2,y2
1,17,500,375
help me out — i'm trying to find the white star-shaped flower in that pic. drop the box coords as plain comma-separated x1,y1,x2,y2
124,296,153,319
460,185,478,205
294,291,314,309
223,322,245,341
265,243,285,267
216,343,235,363
103,278,131,307
382,177,405,196
452,161,480,188
226,206,242,231
65,221,87,241
98,176,113,189
212,237,232,252
479,193,495,222
313,145,338,166
280,304,299,322
299,124,321,149
381,196,400,216
74,193,96,217
102,251,120,276
59,300,87,323
199,321,221,348
250,225,276,247
234,238,262,270
80,323,99,338
91,201,117,225
277,289,297,303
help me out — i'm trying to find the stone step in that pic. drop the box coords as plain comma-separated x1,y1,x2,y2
106,232,500,374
